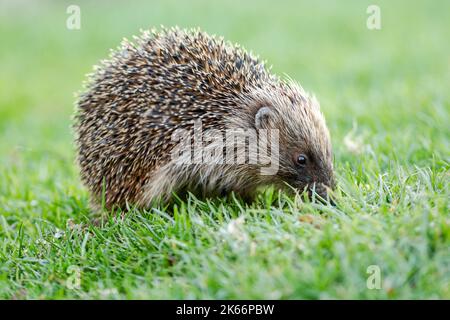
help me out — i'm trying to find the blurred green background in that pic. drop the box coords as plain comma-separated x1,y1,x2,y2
1,0,448,165
0,0,448,299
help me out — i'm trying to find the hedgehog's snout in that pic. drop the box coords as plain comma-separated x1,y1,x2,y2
306,181,335,206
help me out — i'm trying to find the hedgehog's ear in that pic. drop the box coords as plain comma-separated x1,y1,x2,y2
255,106,273,129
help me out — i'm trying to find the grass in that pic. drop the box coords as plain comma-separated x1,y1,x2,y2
0,0,449,299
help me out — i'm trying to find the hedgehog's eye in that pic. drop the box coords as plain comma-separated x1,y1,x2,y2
295,154,308,167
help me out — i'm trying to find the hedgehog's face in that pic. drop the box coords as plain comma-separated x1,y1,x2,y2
285,141,335,202
254,91,335,202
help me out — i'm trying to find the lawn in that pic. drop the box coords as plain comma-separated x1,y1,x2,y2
0,0,448,299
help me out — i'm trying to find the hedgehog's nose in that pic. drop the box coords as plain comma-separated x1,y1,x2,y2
309,183,335,206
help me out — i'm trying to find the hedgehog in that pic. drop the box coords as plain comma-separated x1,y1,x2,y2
74,27,335,210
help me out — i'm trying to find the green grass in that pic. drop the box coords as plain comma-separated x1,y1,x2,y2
0,0,449,299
